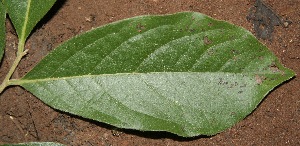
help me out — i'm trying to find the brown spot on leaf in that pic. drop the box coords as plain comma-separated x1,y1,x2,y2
136,23,145,32
269,63,285,75
259,56,264,60
203,36,212,45
255,75,266,85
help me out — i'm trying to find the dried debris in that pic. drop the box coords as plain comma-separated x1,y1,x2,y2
247,0,284,40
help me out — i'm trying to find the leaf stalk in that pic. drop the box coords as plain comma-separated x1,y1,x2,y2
0,38,28,93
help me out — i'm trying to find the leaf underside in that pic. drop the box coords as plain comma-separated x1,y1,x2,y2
19,12,294,137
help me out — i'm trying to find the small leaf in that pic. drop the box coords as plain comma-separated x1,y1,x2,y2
3,0,56,40
0,2,5,60
0,142,65,146
18,12,295,137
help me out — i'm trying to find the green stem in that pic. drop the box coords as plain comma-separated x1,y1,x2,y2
0,0,30,93
0,39,27,93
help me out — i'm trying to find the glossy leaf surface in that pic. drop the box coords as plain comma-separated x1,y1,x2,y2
18,12,295,137
4,0,56,40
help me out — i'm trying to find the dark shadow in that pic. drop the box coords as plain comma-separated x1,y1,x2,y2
52,108,212,141
117,128,211,141
28,0,67,39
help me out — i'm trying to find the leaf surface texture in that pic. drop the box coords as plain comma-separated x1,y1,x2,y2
4,0,56,40
19,12,295,137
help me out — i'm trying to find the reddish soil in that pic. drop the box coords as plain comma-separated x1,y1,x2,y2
1,0,299,145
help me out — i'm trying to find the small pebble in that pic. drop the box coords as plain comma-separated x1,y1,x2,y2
283,21,292,28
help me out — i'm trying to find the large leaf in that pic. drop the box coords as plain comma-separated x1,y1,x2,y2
0,2,5,60
3,0,56,40
16,12,294,137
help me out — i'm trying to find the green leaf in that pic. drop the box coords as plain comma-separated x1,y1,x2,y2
0,142,65,146
3,0,56,40
0,2,5,60
17,12,295,137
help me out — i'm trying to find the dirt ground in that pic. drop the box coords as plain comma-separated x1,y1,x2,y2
0,0,299,145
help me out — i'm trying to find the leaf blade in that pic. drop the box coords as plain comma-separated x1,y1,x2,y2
19,12,295,137
4,0,56,40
